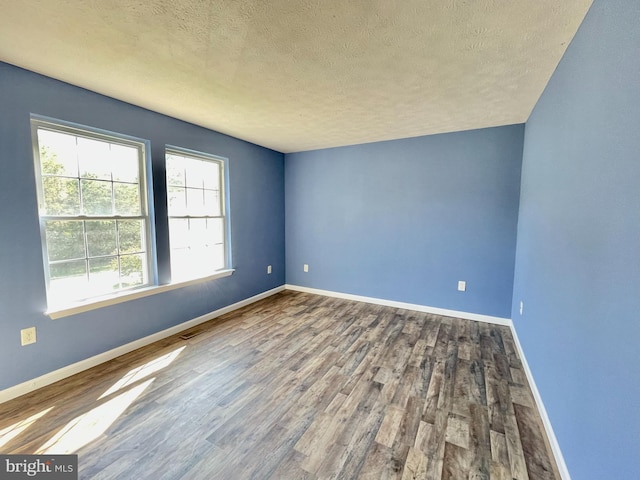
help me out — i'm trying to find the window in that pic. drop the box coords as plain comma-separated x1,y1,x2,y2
31,118,151,307
166,149,227,281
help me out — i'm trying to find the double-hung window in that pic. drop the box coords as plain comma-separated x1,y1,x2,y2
165,148,227,281
31,118,151,307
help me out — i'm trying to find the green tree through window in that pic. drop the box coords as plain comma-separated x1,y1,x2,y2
33,121,150,306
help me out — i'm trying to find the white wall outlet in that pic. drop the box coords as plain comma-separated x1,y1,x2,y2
267,265,272,274
303,264,309,273
21,327,36,346
519,301,524,315
457,280,466,292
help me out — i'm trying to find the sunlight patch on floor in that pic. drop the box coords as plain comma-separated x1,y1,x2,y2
99,346,185,400
0,407,54,449
35,378,154,454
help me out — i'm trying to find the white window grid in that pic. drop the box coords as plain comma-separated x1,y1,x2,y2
165,148,227,281
31,118,152,305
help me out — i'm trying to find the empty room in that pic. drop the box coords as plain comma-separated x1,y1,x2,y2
0,0,638,479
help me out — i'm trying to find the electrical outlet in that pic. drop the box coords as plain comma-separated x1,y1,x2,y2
457,280,466,292
267,265,272,274
519,301,524,315
303,264,309,273
21,327,37,346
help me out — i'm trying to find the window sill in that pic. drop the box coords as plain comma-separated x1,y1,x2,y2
46,269,235,319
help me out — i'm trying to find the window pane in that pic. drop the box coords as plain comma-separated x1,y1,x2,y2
200,226,217,248
189,218,207,247
167,186,186,215
207,217,224,245
118,220,145,254
42,177,81,215
88,257,119,296
166,155,185,187
111,144,139,183
169,218,189,249
50,259,86,279
114,182,141,215
45,221,85,261
38,130,78,177
203,189,221,216
81,179,113,215
78,137,111,180
120,254,145,288
186,188,205,216
211,244,225,270
185,158,204,188
171,249,206,281
171,245,224,281
49,260,88,302
85,221,117,257
170,248,190,280
202,161,220,189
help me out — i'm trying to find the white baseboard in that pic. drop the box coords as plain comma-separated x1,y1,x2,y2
508,323,571,480
284,284,512,326
0,285,285,405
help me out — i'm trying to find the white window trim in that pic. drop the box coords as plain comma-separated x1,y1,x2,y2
31,118,236,320
165,146,231,281
30,114,158,308
46,268,235,319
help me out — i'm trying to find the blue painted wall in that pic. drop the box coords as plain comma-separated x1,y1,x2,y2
511,0,640,477
0,62,285,391
4,3,638,473
285,125,524,318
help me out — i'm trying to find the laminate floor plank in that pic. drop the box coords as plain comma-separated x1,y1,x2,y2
0,291,560,479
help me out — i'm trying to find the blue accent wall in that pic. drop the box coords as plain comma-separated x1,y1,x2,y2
511,0,640,477
0,62,285,390
285,125,524,318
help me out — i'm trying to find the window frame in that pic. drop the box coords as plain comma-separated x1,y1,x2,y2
165,146,230,282
31,116,154,308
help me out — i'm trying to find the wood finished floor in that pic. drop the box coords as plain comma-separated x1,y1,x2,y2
0,291,560,479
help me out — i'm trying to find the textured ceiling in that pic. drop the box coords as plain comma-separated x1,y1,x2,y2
0,0,592,153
